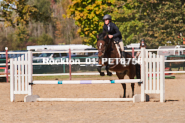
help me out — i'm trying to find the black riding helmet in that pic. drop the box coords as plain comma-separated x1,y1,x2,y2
103,14,111,20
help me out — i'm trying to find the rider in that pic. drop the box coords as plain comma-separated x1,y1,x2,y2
136,39,147,58
103,14,125,58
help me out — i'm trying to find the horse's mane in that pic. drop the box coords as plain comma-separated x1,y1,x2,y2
97,31,107,41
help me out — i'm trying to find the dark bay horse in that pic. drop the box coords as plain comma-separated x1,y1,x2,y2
97,32,140,98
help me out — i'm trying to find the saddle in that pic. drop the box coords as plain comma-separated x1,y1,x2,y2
114,41,123,58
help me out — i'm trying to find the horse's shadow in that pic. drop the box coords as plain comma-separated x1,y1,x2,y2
153,99,179,102
165,99,179,102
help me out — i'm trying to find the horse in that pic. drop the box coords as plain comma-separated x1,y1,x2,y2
96,32,140,98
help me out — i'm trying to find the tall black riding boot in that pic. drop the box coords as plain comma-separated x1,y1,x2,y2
121,51,126,58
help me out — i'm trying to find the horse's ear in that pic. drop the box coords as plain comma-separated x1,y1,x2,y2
103,35,107,39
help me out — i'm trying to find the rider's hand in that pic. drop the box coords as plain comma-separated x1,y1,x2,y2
108,35,113,39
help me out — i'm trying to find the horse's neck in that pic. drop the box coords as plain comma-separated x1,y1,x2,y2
105,41,119,58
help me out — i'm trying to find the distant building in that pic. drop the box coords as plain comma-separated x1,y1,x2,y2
27,44,94,51
158,45,184,56
125,43,140,49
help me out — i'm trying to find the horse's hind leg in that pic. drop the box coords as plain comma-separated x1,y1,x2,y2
131,83,135,97
116,72,126,98
122,83,126,98
135,64,141,86
135,64,141,79
128,65,136,97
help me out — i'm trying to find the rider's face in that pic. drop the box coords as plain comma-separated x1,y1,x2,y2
104,19,110,25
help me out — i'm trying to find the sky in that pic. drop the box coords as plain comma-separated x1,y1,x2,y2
0,0,17,10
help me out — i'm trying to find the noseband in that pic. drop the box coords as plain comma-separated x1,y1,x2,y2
98,37,111,58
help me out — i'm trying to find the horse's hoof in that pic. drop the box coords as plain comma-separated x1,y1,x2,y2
138,82,141,86
107,72,112,76
100,72,105,76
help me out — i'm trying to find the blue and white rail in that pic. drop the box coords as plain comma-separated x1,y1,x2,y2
31,79,142,85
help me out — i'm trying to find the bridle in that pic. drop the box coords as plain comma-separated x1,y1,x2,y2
98,35,111,59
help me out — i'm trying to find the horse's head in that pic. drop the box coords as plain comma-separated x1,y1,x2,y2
97,32,109,64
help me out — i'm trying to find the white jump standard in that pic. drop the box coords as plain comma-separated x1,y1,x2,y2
10,47,165,103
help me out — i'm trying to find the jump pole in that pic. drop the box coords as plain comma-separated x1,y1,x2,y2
36,97,136,102
31,79,142,85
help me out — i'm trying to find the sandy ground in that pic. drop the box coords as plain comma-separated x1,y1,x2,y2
0,74,185,123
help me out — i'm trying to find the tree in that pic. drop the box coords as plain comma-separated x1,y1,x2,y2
37,33,54,45
141,0,185,48
54,0,81,44
0,0,55,50
14,25,29,50
65,0,114,46
66,0,185,48
121,0,185,48
0,0,39,27
110,0,144,45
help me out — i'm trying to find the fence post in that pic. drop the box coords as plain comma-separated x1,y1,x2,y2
28,51,33,95
69,48,71,80
160,55,165,102
141,47,146,102
132,47,135,58
63,58,65,73
5,47,8,83
10,59,15,102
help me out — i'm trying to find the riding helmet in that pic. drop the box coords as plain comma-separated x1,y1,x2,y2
103,14,112,20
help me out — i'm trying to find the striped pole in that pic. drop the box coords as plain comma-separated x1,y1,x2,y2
31,79,142,85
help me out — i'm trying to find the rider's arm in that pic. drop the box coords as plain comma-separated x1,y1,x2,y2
103,25,107,32
112,24,121,38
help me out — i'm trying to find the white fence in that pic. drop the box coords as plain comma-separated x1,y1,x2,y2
0,48,185,79
10,47,165,103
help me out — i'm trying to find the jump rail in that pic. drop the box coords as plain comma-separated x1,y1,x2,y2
30,79,142,85
10,47,165,103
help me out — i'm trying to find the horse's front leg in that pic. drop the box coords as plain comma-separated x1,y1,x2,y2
122,83,126,98
97,66,105,76
106,65,112,76
97,57,105,76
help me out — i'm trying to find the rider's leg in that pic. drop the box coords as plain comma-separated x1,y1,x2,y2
119,41,125,58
